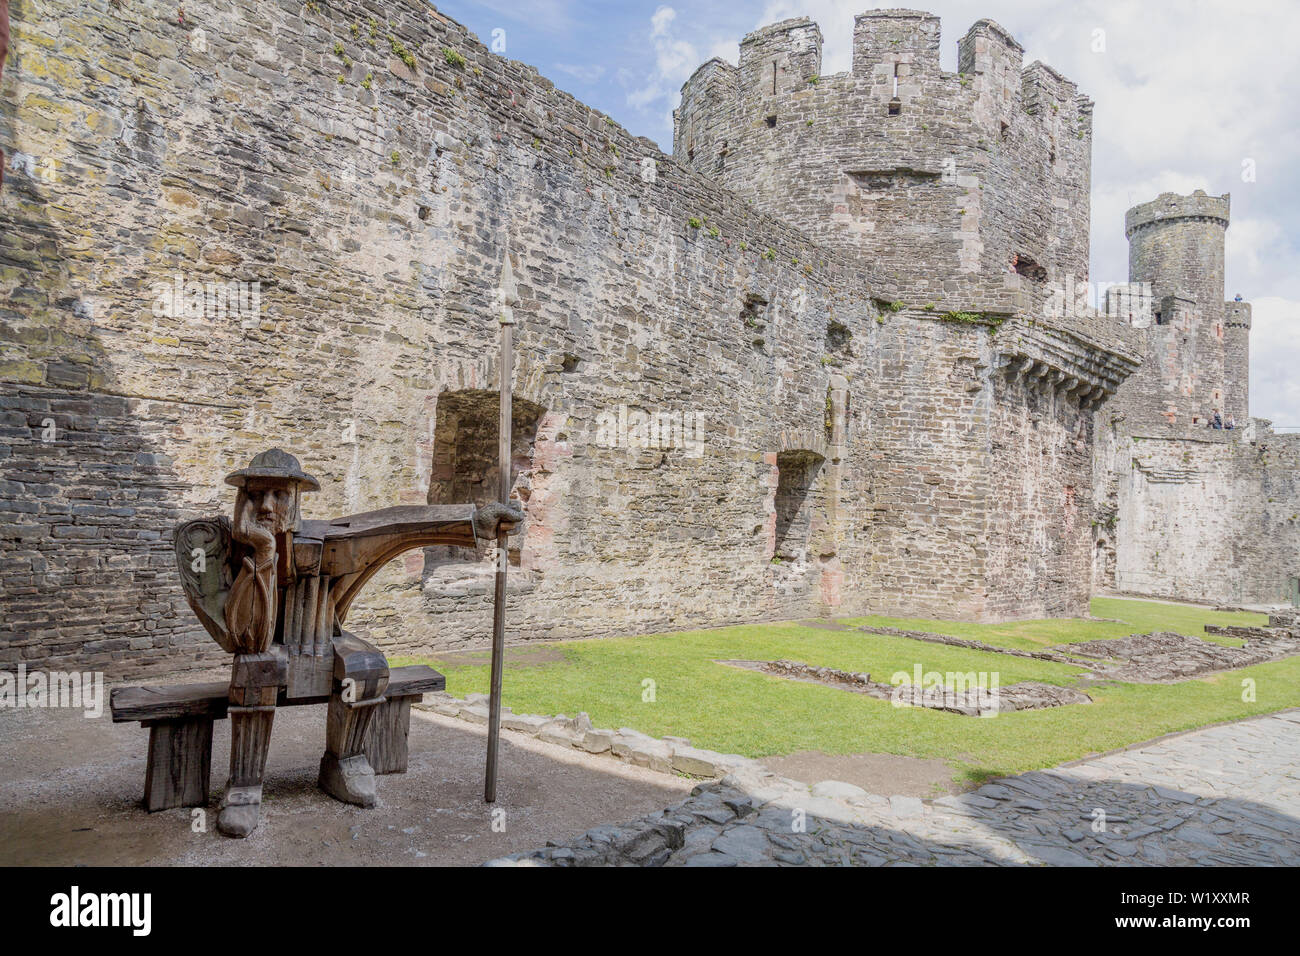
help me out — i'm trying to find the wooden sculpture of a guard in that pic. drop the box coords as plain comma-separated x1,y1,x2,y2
176,448,521,837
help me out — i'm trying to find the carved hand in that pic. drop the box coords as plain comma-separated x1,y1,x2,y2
473,500,525,540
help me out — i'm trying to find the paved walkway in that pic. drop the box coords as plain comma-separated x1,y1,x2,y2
496,711,1300,866
0,700,692,866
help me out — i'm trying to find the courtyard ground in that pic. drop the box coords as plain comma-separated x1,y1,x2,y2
0,688,691,866
498,711,1300,866
397,598,1297,788
2,597,1294,866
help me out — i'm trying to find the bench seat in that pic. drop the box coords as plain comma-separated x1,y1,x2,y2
110,665,445,722
110,665,445,811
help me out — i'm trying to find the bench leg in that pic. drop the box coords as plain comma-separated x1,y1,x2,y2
365,696,414,775
143,716,213,812
218,702,276,838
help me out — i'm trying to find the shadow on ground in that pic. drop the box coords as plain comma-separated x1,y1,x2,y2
502,772,1300,867
498,713,1300,866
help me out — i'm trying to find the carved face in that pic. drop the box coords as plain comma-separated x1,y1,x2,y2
240,478,299,536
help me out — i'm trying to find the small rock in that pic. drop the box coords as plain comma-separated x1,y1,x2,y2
812,780,869,801
680,851,737,867
501,713,550,734
538,720,579,748
889,795,924,818
711,825,771,863
629,742,673,773
671,745,725,777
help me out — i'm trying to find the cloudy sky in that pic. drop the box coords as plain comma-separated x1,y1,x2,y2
438,0,1299,427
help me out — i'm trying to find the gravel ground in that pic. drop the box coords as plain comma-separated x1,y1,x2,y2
0,690,692,866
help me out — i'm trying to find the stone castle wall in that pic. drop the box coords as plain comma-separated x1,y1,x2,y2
1108,426,1300,605
1,0,1138,678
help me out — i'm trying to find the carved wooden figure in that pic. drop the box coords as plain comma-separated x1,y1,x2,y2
172,448,521,837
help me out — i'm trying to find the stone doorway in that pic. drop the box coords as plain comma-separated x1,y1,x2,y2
773,449,826,562
425,389,546,574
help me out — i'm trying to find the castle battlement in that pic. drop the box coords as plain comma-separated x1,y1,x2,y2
1225,300,1252,329
684,10,1088,129
1126,190,1230,237
674,8,1094,312
738,17,824,95
852,9,941,78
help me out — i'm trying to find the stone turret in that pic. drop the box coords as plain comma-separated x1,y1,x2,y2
1223,299,1250,425
674,8,1093,313
1119,190,1239,428
1093,188,1298,606
1126,190,1230,311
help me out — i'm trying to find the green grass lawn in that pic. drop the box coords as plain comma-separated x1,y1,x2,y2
394,598,1294,786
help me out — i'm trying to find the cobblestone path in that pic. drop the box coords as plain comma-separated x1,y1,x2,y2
494,711,1300,866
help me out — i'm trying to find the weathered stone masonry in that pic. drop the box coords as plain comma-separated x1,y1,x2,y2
1,1,1138,678
1094,191,1300,605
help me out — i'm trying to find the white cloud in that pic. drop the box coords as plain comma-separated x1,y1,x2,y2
554,62,606,83
651,5,677,37
621,6,733,133
1247,297,1300,427
1226,218,1285,293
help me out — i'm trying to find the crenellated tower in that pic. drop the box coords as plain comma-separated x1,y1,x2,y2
1113,190,1244,429
674,9,1094,313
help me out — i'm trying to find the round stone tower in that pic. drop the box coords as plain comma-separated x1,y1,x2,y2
1121,190,1239,428
1125,190,1229,315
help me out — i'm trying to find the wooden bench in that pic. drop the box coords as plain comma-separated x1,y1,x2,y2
110,664,444,811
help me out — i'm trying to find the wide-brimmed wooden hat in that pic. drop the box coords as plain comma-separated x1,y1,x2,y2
224,448,320,492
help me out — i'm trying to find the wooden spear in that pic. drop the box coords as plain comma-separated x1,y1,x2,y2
485,251,516,803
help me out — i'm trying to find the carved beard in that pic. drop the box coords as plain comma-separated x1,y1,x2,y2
252,509,284,535
234,486,299,545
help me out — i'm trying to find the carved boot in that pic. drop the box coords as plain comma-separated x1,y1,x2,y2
219,704,275,837
218,652,283,838
318,692,382,807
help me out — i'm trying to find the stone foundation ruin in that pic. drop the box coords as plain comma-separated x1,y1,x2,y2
721,658,1091,715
